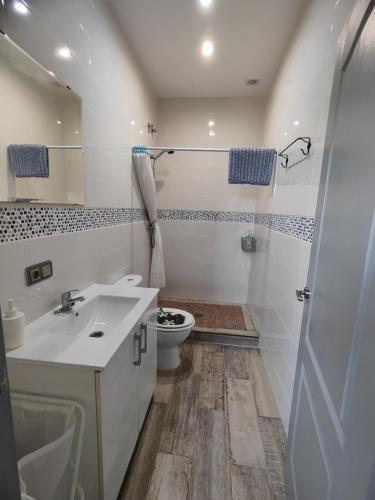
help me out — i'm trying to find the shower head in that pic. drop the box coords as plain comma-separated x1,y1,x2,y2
151,150,175,161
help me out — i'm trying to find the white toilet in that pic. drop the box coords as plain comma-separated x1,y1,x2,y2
150,308,195,370
114,275,195,370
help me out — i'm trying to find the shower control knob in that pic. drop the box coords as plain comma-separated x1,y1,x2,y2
296,286,311,302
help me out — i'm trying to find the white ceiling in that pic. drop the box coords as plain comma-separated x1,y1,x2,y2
108,0,308,99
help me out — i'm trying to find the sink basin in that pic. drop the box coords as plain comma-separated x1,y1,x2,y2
48,295,139,337
6,283,159,369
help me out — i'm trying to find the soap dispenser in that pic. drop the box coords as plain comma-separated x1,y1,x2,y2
2,299,25,350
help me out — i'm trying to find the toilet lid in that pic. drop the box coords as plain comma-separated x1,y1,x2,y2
154,308,195,330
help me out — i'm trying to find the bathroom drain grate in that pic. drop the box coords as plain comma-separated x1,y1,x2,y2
89,331,104,338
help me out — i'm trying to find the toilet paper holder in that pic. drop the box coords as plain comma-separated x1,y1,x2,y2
241,234,257,253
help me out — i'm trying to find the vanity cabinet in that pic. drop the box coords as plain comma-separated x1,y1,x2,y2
99,312,157,500
7,302,157,500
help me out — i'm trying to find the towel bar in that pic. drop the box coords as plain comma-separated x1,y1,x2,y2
279,137,312,169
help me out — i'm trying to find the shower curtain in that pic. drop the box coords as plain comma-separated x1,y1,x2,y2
132,150,166,288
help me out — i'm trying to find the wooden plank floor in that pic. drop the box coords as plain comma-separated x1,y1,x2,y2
119,341,286,500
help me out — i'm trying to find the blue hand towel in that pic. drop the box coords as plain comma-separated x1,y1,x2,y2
8,144,49,178
228,147,276,185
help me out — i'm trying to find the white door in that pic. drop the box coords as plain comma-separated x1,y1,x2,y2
137,307,157,429
287,2,375,499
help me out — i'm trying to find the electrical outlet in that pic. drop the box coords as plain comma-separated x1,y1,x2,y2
25,260,53,286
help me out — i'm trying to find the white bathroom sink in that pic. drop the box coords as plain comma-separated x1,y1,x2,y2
47,295,139,337
6,283,159,369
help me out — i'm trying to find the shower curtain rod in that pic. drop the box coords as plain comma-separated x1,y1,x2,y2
146,146,230,153
47,145,82,150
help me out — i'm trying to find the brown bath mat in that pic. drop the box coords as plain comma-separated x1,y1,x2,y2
158,299,257,337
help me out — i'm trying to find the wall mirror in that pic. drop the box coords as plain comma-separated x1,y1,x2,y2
0,34,84,205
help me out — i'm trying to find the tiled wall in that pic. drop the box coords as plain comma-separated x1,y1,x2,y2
156,97,265,303
248,0,358,430
0,0,156,322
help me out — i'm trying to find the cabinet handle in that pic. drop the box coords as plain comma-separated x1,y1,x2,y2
140,322,148,354
133,331,141,366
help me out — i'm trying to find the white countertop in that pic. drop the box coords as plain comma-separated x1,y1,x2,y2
6,283,159,371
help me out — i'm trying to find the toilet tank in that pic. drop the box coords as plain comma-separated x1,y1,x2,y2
115,274,143,287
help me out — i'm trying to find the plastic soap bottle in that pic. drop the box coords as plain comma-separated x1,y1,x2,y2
2,299,25,350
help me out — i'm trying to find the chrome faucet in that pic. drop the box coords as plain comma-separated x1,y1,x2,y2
55,289,85,314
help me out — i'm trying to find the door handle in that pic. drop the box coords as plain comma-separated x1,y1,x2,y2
133,331,141,365
296,286,311,302
140,322,147,354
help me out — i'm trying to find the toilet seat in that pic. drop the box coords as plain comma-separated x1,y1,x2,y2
153,308,195,331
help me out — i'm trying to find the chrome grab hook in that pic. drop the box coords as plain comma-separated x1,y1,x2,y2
296,286,311,302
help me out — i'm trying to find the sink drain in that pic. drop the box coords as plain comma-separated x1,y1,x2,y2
89,331,104,338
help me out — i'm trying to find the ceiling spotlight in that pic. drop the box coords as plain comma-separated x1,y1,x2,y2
56,46,72,59
56,120,62,125
48,70,56,77
208,120,215,127
246,78,259,86
200,0,212,7
293,120,300,126
13,1,29,15
209,130,216,137
202,40,214,58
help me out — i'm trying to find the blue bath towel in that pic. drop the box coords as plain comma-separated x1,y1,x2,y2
8,144,49,178
228,147,276,185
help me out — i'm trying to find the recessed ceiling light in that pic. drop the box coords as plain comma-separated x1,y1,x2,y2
202,40,214,58
293,120,300,126
56,46,72,59
209,130,216,137
130,121,136,126
75,130,80,135
200,0,212,7
48,70,56,77
13,1,29,15
56,120,62,125
208,120,215,127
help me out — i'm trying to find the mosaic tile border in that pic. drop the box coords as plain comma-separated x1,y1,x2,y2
157,209,255,224
0,206,146,243
0,206,314,244
157,209,314,242
254,213,314,243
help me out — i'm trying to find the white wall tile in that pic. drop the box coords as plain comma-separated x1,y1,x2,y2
159,221,252,303
155,97,264,303
156,97,265,212
249,0,358,431
1,0,156,322
4,224,133,324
